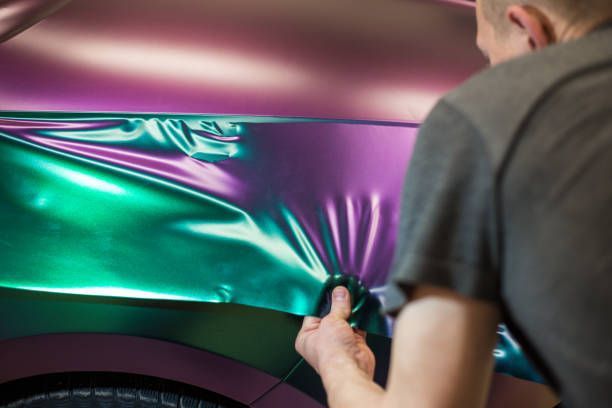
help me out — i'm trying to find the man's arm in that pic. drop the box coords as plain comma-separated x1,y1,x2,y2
295,285,500,408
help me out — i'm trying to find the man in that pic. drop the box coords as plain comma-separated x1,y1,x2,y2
295,0,612,406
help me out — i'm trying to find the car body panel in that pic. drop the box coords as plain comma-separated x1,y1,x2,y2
0,0,481,122
0,0,551,406
0,113,416,334
0,111,544,403
0,332,281,406
0,287,303,378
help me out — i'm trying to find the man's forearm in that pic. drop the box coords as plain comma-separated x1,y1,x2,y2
321,355,386,408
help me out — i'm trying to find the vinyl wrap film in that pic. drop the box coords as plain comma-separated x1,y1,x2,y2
0,112,541,382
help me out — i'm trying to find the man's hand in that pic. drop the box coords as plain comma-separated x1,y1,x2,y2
295,286,376,382
294,284,502,408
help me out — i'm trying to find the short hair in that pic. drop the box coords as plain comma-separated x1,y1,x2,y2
481,0,612,30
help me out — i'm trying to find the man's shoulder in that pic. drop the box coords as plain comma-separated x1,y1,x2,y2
439,30,612,164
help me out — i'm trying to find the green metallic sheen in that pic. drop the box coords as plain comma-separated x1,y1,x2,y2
0,112,387,337
0,286,304,377
0,112,544,386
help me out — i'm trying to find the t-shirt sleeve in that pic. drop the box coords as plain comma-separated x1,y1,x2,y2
383,99,499,312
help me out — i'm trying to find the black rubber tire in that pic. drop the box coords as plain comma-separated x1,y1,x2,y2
0,372,246,408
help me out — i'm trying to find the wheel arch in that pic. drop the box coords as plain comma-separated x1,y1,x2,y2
0,333,318,406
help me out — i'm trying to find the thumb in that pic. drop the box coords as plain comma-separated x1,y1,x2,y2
329,286,351,320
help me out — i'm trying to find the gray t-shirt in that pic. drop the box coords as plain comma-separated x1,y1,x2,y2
386,26,612,407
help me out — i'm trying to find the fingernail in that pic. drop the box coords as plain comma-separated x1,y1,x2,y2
333,287,347,300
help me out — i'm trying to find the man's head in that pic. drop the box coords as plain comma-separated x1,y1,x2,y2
476,0,612,65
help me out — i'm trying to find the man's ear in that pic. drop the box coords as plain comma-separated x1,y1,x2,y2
505,5,554,50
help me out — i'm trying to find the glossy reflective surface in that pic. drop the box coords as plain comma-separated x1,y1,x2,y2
0,0,482,122
0,112,419,334
0,0,545,395
0,112,543,384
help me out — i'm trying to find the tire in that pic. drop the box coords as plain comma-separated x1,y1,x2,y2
0,372,245,408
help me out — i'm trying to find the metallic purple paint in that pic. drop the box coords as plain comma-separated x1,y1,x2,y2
0,0,69,42
0,0,483,122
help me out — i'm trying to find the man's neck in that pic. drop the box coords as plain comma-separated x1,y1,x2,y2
557,15,612,42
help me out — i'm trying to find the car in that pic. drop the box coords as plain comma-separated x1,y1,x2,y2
0,0,556,406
